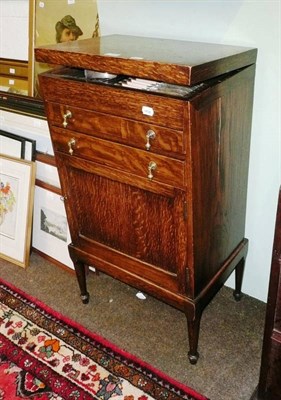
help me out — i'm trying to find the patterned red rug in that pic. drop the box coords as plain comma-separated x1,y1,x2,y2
0,277,208,400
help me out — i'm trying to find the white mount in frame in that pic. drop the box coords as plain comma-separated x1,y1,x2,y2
0,154,36,267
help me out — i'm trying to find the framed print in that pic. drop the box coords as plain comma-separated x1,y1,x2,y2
0,155,36,268
0,130,25,159
35,161,60,188
0,130,36,161
24,137,36,161
32,185,74,270
31,0,100,97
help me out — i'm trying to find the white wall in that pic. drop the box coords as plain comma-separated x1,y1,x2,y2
1,0,280,302
98,0,281,303
0,0,29,60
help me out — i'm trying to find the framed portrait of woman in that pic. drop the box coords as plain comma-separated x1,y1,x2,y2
30,0,100,97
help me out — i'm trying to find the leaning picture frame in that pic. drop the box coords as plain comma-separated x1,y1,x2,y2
0,130,26,159
32,185,74,270
0,130,36,161
30,0,100,98
24,137,36,161
35,160,60,188
0,154,36,268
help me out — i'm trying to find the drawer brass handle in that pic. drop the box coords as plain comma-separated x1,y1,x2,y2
62,110,72,128
68,138,76,155
147,161,157,180
145,129,156,150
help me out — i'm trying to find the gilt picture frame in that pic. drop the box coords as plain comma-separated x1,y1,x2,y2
0,155,36,268
30,0,100,98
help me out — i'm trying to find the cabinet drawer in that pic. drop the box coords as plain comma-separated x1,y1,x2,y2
0,76,28,94
0,61,28,78
46,102,185,157
40,74,185,130
51,127,185,188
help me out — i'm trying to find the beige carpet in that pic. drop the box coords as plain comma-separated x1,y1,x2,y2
0,252,266,400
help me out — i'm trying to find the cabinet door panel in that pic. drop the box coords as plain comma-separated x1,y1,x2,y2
57,154,188,292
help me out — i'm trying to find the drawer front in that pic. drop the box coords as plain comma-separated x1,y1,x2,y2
46,102,185,156
40,74,185,130
51,127,185,188
0,76,28,94
0,61,28,78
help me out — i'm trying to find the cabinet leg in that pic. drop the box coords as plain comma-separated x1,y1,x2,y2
74,261,90,304
233,257,245,301
186,311,202,365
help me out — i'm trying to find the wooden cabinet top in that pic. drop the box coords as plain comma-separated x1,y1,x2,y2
35,34,257,86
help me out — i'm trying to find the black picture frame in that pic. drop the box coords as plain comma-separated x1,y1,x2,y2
0,129,36,161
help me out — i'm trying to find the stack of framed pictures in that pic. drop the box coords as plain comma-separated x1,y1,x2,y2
0,130,36,267
1,129,74,270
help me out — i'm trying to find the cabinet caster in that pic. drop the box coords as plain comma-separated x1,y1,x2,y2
81,292,90,304
188,351,199,365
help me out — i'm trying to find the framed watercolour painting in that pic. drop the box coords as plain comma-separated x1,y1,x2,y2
0,155,36,267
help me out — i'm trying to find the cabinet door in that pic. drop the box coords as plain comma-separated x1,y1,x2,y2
56,153,189,297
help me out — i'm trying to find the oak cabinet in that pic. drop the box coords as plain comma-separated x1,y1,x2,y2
35,35,257,363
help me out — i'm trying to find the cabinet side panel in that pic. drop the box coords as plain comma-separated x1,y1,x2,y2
190,65,256,295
